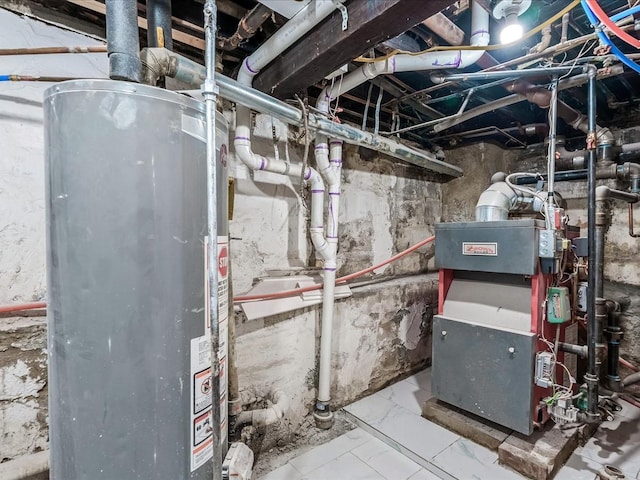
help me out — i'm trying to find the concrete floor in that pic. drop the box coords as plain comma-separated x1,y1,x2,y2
259,368,640,480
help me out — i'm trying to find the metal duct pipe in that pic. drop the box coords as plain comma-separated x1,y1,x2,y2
475,177,533,221
515,163,640,185
431,65,583,83
106,0,142,82
503,80,614,148
433,65,624,134
432,65,622,142
147,0,173,50
559,342,588,358
139,49,463,177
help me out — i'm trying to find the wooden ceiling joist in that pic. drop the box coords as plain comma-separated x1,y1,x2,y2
251,0,455,100
65,0,205,50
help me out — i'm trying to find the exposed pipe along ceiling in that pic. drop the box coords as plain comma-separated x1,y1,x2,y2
2,0,640,478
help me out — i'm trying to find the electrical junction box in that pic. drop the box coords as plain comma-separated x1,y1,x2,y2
548,287,571,323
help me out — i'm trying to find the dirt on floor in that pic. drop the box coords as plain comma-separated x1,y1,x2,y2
246,411,356,478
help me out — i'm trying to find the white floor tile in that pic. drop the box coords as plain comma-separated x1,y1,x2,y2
377,379,432,415
288,428,373,474
352,437,422,480
405,369,432,395
408,469,444,480
368,403,460,461
259,463,303,480
432,439,523,480
580,415,640,478
301,452,386,480
554,450,607,480
344,392,399,425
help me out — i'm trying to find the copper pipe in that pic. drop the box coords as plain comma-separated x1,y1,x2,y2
0,302,46,314
0,45,106,56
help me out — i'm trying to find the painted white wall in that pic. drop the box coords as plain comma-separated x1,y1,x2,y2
0,8,107,461
0,8,108,305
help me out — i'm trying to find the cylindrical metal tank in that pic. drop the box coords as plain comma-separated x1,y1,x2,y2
44,80,229,479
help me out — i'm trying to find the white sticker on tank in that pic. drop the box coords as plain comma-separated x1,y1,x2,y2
202,235,230,447
217,236,229,446
190,336,213,472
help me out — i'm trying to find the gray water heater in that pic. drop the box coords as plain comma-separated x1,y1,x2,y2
44,80,229,479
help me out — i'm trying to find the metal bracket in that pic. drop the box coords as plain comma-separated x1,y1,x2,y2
332,0,348,31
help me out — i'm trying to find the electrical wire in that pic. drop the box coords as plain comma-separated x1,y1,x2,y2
362,82,374,131
585,0,640,49
581,0,640,75
353,0,581,63
233,235,435,302
294,94,311,210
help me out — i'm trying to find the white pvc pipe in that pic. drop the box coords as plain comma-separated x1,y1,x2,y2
316,139,343,407
237,390,290,427
0,450,49,480
319,0,490,106
233,0,340,268
236,0,341,86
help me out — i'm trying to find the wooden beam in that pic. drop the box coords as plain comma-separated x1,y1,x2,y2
252,0,455,99
66,0,205,50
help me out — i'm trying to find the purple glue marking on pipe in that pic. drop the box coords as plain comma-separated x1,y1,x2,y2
304,169,312,180
311,189,325,193
235,136,251,141
259,157,266,170
244,58,259,74
324,267,337,272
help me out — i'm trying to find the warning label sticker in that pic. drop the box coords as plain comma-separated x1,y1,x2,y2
194,368,212,414
190,336,213,472
217,236,229,446
194,409,214,446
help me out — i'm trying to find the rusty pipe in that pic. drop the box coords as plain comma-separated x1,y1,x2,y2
218,3,272,51
504,79,614,147
0,45,106,55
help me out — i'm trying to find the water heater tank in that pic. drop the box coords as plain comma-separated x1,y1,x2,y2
44,80,229,479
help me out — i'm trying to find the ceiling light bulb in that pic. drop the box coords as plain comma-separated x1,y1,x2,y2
500,12,523,44
500,22,523,44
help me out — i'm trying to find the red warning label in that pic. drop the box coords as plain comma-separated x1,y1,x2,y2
218,246,228,277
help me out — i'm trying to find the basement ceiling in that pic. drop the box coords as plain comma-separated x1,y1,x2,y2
14,0,640,150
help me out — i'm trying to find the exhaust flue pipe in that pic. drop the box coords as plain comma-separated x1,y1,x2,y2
147,0,173,50
106,0,142,82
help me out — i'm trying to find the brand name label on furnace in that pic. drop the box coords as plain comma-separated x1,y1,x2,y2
462,242,498,256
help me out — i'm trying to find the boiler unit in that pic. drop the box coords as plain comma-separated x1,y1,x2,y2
45,80,229,479
432,219,579,435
